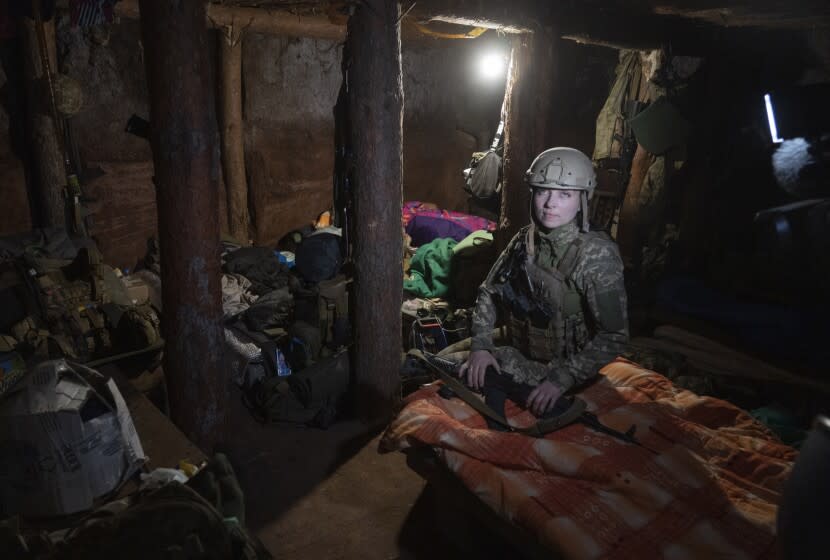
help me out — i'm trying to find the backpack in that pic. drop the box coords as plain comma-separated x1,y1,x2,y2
295,232,342,284
54,480,270,560
464,113,504,211
464,149,502,201
242,349,351,429
291,275,351,355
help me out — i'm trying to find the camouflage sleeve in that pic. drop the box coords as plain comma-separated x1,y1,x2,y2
546,238,629,391
469,230,525,353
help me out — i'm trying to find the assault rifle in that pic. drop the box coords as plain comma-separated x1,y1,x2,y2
410,349,655,452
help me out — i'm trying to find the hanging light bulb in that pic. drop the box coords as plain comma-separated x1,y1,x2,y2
479,51,506,80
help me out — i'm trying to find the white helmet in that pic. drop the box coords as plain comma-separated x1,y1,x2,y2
524,147,596,198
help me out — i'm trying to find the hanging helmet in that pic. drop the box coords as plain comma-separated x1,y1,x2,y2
524,147,596,198
525,147,597,232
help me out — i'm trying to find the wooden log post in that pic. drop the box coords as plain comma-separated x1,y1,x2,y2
138,0,226,451
117,0,346,41
498,29,557,247
20,12,65,228
345,0,404,425
616,144,653,268
219,27,250,244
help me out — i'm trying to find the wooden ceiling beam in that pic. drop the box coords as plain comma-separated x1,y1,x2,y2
116,0,346,41
412,0,826,55
115,0,821,58
411,0,719,52
423,15,529,34
651,1,830,29
409,0,543,34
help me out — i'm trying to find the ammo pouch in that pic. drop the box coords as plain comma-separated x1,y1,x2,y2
502,229,601,362
317,275,350,350
506,310,588,363
505,256,569,362
115,304,161,352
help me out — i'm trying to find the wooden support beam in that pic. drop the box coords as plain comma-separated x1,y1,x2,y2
557,6,700,52
411,0,541,34
20,13,65,228
559,8,814,56
616,144,653,268
119,0,823,54
345,0,404,425
117,0,345,41
498,29,557,247
652,2,830,29
424,15,530,34
138,0,226,452
412,0,693,51
219,28,250,244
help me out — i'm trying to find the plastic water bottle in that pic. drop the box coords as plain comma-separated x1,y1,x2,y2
275,348,292,377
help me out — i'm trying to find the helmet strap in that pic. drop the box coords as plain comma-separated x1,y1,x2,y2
580,191,589,232
527,222,536,256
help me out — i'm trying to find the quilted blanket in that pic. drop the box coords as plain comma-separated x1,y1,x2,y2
380,358,796,559
402,201,496,247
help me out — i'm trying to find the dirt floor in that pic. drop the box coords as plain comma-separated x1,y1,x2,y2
220,394,475,560
109,356,524,560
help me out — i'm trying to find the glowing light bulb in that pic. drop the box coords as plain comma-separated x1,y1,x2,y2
479,52,505,80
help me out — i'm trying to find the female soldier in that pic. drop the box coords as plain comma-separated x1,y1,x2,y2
458,147,629,416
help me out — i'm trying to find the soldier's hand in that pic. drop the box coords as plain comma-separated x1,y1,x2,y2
527,381,562,416
459,350,500,390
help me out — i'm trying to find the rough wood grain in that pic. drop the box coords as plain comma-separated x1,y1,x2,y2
345,0,404,424
616,144,653,268
118,0,345,41
498,29,557,248
21,15,65,228
139,0,227,452
220,31,250,244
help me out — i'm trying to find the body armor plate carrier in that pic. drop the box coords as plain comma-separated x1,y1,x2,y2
497,229,607,362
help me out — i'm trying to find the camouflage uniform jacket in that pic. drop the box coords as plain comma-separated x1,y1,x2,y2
469,220,629,391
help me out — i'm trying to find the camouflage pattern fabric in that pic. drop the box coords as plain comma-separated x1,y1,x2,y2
470,220,629,390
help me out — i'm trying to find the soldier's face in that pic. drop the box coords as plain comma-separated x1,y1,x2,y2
532,188,580,230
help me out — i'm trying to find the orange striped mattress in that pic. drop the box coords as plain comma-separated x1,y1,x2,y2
380,358,796,559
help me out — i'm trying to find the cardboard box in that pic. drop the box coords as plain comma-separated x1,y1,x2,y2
121,275,150,305
0,360,145,517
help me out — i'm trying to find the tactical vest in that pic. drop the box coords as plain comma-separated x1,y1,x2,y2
500,228,606,362
6,248,161,361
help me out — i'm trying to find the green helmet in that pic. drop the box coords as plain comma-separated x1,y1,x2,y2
524,147,596,199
